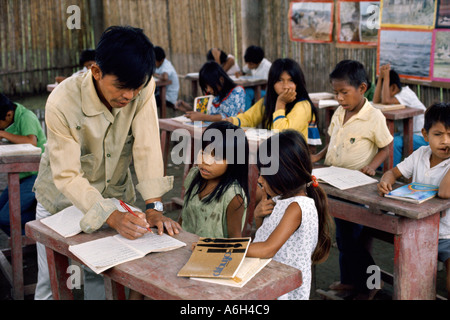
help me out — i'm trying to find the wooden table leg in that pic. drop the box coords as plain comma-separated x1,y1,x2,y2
160,86,167,118
393,213,440,300
191,80,198,99
254,85,262,102
384,120,395,172
45,248,74,300
160,130,170,176
104,278,126,300
8,172,24,300
403,118,414,160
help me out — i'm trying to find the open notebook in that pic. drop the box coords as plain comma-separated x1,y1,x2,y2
41,198,140,238
69,231,186,274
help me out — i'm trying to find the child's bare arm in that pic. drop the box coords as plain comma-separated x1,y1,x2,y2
0,132,37,146
246,202,301,259
311,144,328,164
361,145,390,176
438,170,450,199
377,167,403,196
226,195,246,238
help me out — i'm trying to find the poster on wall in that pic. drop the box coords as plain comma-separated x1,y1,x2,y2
431,29,450,82
436,0,450,28
337,0,380,45
377,28,433,80
289,1,334,43
380,0,437,29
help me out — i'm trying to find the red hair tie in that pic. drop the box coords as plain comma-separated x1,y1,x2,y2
311,175,319,188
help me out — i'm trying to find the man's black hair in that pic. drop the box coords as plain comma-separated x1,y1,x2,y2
95,26,155,89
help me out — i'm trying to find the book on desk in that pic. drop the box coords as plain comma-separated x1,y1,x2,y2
385,182,439,204
178,237,270,287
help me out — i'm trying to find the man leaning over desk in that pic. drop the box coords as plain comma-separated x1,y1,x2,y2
32,26,181,300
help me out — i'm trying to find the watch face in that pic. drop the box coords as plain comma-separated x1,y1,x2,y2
155,202,163,211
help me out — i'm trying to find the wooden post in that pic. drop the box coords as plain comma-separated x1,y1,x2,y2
89,0,104,45
240,0,261,56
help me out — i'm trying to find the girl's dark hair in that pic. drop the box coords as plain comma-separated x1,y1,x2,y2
199,61,237,101
206,48,228,64
95,26,155,90
424,102,450,132
0,93,16,120
263,58,318,129
257,130,333,264
184,121,249,208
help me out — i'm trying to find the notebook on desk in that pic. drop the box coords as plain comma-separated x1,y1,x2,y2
371,103,406,111
0,143,42,156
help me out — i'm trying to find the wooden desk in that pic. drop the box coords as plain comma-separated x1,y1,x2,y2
317,103,423,171
319,179,449,300
155,79,172,118
0,154,41,299
25,220,302,300
184,73,267,102
159,118,261,237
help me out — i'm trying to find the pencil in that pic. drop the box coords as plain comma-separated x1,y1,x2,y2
119,200,153,233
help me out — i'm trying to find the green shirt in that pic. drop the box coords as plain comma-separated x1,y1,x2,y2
181,167,247,238
6,103,47,179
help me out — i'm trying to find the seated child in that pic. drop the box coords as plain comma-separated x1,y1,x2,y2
55,49,95,83
206,48,240,76
0,93,47,235
377,102,450,300
311,60,393,299
175,61,245,122
373,63,428,166
154,46,180,110
227,58,321,148
235,45,272,111
180,121,249,238
246,129,333,300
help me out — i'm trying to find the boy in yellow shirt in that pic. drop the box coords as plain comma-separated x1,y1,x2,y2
312,60,393,299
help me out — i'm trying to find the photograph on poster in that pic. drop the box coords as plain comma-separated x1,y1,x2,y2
378,29,433,79
289,1,334,43
436,0,450,28
431,30,450,82
338,0,379,44
381,0,437,29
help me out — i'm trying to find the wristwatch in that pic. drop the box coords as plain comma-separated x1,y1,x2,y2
146,201,164,212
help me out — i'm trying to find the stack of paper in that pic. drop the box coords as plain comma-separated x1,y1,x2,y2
318,99,339,108
244,128,275,142
0,143,42,156
309,92,335,102
371,103,406,111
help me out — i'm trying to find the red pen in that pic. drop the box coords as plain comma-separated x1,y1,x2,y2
119,200,153,233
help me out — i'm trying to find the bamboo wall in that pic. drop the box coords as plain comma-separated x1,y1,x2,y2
0,0,95,95
1,0,448,108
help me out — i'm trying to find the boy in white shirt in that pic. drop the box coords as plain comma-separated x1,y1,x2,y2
154,46,180,109
236,46,272,111
378,102,450,300
373,63,428,165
